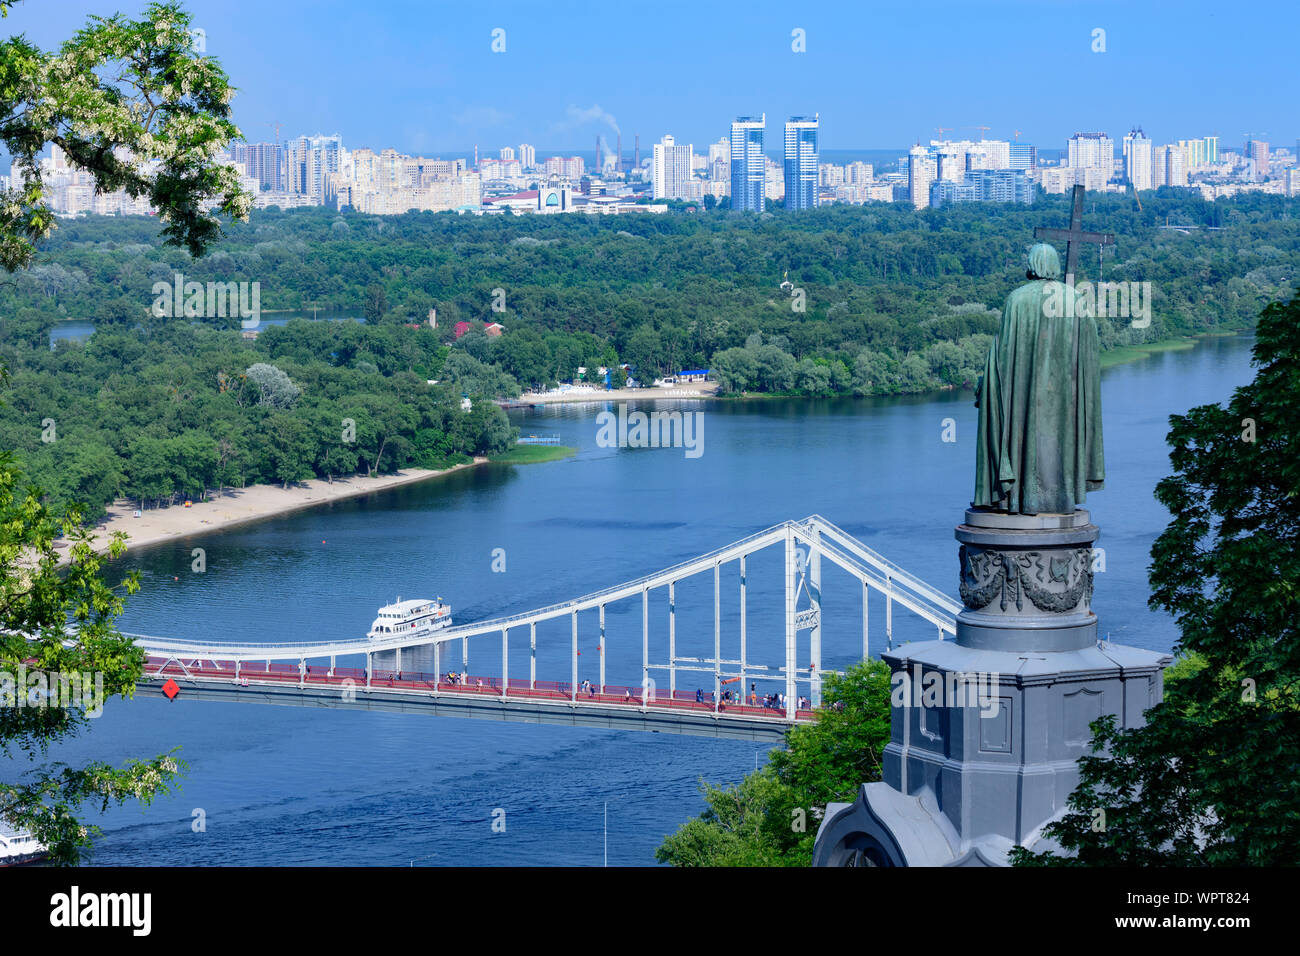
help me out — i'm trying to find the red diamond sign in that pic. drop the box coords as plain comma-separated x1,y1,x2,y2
162,679,180,700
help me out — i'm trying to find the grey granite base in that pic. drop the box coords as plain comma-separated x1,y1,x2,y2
811,508,1172,866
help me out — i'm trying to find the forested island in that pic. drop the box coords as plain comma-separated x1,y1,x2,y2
1,191,1295,520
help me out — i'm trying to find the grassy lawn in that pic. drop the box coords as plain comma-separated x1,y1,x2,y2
489,444,577,465
1101,337,1199,368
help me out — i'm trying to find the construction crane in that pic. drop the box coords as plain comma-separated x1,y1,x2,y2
934,126,952,141
1012,130,1022,142
968,125,991,141
265,120,283,146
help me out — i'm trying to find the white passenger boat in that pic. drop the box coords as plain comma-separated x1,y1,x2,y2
0,828,47,866
366,598,452,642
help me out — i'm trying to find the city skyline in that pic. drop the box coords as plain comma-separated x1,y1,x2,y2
4,0,1295,158
30,116,1296,220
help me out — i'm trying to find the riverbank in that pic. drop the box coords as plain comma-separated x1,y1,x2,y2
72,460,486,562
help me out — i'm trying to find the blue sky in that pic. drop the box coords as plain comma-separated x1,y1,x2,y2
13,0,1296,156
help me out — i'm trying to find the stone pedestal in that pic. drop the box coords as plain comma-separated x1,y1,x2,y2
955,509,1098,652
812,509,1171,867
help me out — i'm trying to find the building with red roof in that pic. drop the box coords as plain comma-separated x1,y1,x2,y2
453,320,506,339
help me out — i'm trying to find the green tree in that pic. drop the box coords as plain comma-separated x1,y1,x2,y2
0,1,250,270
622,327,663,386
363,283,389,323
795,357,832,396
245,363,301,409
52,441,124,516
441,350,520,399
122,435,175,507
656,659,892,866
710,347,756,394
1013,290,1300,866
457,401,516,457
0,13,253,858
0,445,182,864
349,395,416,477
265,413,314,488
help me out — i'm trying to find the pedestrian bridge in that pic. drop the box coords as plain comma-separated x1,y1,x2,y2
129,515,959,741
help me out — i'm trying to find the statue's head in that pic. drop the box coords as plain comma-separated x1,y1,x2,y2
1026,243,1062,280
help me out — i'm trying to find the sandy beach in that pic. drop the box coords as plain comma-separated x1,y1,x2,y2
513,383,719,405
73,460,486,562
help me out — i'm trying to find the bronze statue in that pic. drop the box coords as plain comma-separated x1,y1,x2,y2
973,242,1104,514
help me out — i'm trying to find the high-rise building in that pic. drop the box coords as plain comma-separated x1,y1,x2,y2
500,146,516,161
284,133,342,198
1123,128,1153,190
708,138,729,167
479,158,522,180
1008,143,1037,170
652,134,694,200
1067,132,1114,172
330,145,481,214
1176,138,1206,169
973,168,1034,203
1203,135,1218,164
518,143,536,169
930,180,977,205
912,138,1012,179
934,143,964,183
729,115,765,212
908,145,936,209
845,161,873,184
242,142,283,192
783,115,819,210
543,156,585,180
820,164,845,187
1162,145,1188,187
966,140,1011,170
930,169,1033,206
707,138,730,183
1246,140,1270,180
49,143,71,173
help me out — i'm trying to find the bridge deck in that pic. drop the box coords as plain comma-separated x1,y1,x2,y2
143,658,810,743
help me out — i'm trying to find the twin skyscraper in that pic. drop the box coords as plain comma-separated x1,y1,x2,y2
730,114,820,212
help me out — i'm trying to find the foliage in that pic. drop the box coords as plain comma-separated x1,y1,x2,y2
10,192,1293,404
0,319,518,516
0,446,182,864
1012,289,1300,866
656,659,892,866
0,0,259,864
488,444,576,465
244,362,300,409
0,1,251,270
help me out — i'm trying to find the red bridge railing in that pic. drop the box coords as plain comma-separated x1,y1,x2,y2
143,656,816,723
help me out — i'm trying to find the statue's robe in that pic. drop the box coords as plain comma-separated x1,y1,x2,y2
973,278,1104,514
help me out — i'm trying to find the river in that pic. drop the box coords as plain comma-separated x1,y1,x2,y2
23,333,1257,866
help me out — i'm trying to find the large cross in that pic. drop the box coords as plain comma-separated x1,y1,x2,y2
1034,184,1115,280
